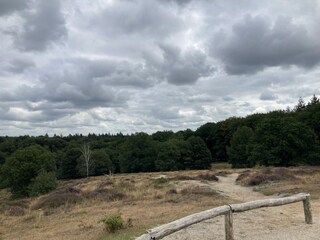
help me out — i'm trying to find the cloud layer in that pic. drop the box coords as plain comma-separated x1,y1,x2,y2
0,0,319,135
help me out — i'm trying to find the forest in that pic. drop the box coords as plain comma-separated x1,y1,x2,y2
0,95,320,198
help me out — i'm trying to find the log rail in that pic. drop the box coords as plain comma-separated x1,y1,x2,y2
136,193,312,240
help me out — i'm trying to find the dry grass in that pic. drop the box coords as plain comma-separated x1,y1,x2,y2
0,199,29,216
0,170,227,240
1,167,320,240
236,167,320,199
236,168,297,186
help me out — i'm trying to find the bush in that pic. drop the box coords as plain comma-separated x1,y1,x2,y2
99,213,125,233
153,178,170,188
196,173,219,181
0,200,29,216
28,171,57,197
236,168,297,186
31,187,83,212
84,188,126,201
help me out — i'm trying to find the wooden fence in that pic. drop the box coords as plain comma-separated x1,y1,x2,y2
136,193,312,240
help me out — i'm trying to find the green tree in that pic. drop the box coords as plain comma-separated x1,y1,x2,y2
227,126,255,168
28,171,57,197
251,117,319,166
58,147,81,179
152,131,174,142
92,149,113,175
294,97,306,112
155,141,180,171
187,136,212,169
1,145,56,197
119,133,157,173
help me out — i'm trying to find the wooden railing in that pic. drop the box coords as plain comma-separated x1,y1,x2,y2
136,193,312,240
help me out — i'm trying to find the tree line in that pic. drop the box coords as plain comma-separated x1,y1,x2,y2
0,95,320,197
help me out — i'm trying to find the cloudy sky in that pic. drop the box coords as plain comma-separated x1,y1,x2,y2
1,0,320,136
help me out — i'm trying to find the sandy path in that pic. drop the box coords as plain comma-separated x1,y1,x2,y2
164,173,320,240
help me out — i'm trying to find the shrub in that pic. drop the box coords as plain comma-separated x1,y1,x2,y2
153,178,170,188
28,171,57,197
236,168,297,186
171,175,194,180
31,187,83,211
99,213,125,233
166,189,178,195
196,173,219,181
0,200,29,216
84,188,126,201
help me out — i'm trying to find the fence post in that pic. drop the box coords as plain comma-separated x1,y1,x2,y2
225,209,234,240
303,196,312,224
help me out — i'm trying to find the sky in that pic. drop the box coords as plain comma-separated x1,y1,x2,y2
0,0,320,136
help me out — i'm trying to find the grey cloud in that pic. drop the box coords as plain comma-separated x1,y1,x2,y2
15,0,67,51
260,91,277,101
150,107,182,120
95,62,159,88
6,58,35,73
160,43,214,85
213,15,320,75
160,0,193,6
223,96,234,102
93,0,183,38
1,57,131,110
0,0,29,16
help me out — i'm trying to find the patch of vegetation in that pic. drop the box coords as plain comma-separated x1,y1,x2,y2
0,199,29,216
84,188,126,201
99,213,125,233
171,173,219,181
180,186,219,196
166,189,178,195
171,175,194,180
153,178,170,188
236,168,297,186
196,173,219,181
31,187,83,213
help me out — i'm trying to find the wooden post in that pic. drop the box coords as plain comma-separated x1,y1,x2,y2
225,209,234,240
303,196,312,224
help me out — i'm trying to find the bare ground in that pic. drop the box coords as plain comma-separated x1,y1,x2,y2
164,173,320,240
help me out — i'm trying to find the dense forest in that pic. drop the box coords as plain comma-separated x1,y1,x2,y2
1,96,320,198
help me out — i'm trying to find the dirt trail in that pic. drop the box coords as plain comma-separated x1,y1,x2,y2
164,173,320,240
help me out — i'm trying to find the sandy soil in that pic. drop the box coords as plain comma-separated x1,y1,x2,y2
164,173,320,240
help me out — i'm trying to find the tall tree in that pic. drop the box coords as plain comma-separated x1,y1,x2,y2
227,126,255,168
155,141,180,171
80,142,92,178
92,149,113,175
187,136,212,169
58,147,81,179
251,117,320,166
294,97,306,112
119,133,157,173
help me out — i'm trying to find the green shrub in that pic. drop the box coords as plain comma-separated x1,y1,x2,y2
99,213,125,233
28,171,57,197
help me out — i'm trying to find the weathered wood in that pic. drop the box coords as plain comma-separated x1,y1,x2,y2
303,196,312,224
225,210,234,240
230,193,309,213
135,193,311,240
135,205,230,240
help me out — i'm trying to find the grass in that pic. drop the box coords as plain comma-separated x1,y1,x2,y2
236,167,320,199
0,170,227,240
1,167,320,240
